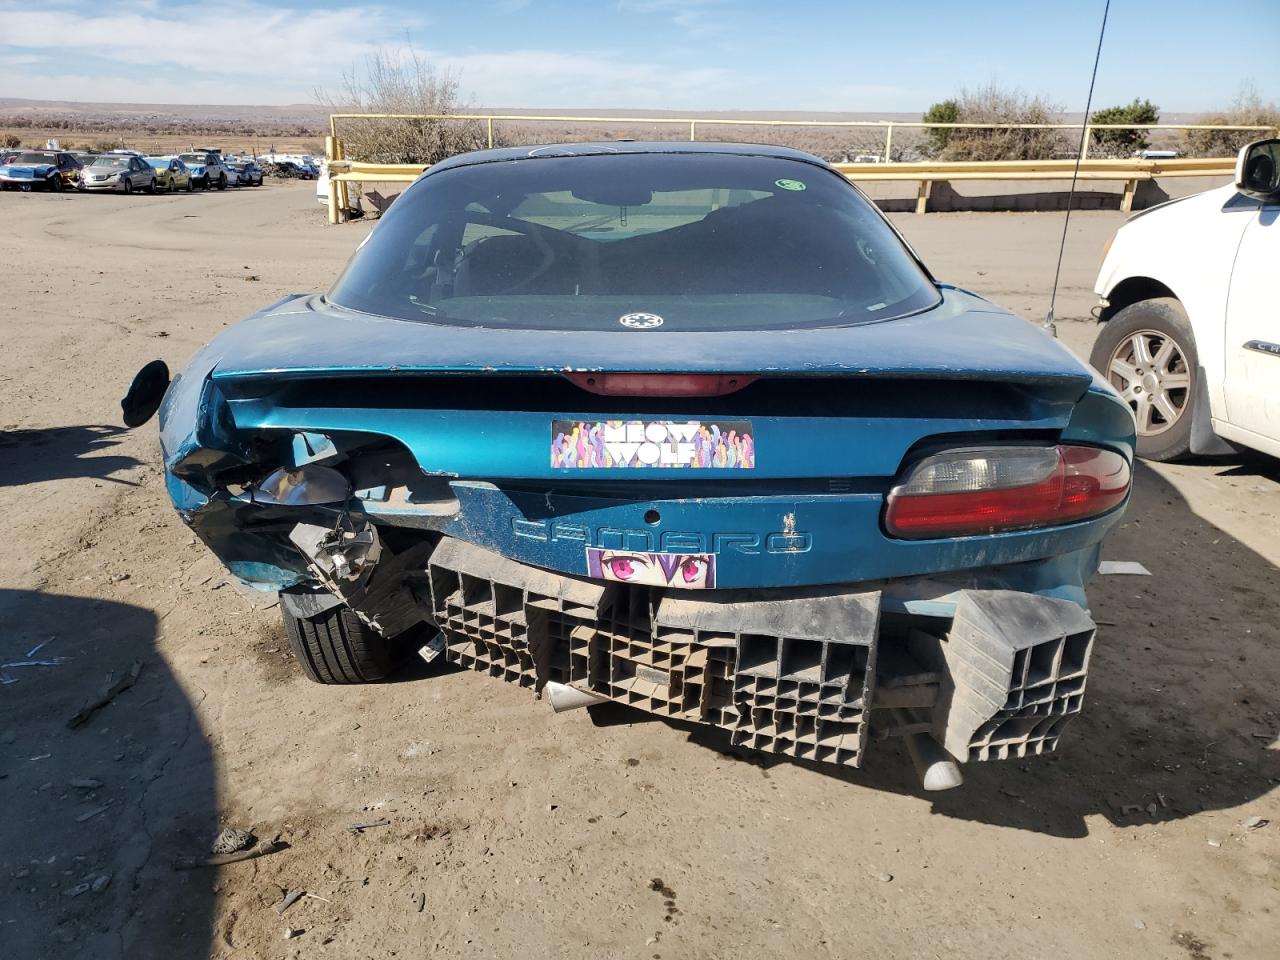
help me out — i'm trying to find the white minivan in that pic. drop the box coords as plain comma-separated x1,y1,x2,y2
1092,138,1279,461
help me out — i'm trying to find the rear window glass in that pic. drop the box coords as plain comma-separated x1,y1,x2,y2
328,152,939,332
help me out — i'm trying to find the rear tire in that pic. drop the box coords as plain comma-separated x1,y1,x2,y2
1090,297,1197,462
216,174,227,191
283,604,396,684
123,178,133,195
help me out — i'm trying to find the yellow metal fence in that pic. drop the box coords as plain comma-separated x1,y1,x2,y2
324,113,1274,222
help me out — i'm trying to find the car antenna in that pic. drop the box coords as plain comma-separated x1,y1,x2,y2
1044,0,1111,338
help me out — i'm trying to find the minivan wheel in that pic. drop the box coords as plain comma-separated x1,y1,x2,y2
1089,297,1196,461
282,604,396,684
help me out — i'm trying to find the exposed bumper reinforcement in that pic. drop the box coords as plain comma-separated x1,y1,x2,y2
415,537,1097,779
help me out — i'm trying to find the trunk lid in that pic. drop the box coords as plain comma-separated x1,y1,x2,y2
209,289,1098,482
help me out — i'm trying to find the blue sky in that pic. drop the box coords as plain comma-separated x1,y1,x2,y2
1,0,1276,111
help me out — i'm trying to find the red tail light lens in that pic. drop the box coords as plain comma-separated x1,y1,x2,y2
884,444,1131,539
564,372,756,397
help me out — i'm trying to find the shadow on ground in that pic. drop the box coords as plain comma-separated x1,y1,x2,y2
585,459,1280,837
0,589,216,958
0,426,140,487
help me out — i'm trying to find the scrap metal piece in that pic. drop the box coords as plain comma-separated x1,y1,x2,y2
348,819,390,833
277,889,305,915
1097,560,1152,576
932,590,1096,762
288,523,431,637
291,522,382,584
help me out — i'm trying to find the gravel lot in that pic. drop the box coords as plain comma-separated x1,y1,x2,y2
1,182,1277,959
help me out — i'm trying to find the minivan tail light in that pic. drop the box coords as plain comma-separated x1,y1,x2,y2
884,444,1130,539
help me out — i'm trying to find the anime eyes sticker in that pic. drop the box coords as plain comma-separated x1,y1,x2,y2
585,548,715,590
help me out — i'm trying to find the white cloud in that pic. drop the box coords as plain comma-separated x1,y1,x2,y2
0,1,749,108
0,1,420,101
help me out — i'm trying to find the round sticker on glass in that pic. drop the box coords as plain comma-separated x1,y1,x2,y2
775,178,806,191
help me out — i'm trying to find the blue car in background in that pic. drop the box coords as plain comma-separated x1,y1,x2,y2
0,150,82,191
125,143,1135,788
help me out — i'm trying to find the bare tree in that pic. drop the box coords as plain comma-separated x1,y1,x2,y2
316,46,488,164
935,84,1070,161
1183,84,1280,158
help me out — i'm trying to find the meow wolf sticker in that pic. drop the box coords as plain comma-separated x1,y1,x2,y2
551,420,754,469
586,548,716,590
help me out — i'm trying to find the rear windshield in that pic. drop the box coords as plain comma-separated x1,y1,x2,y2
13,153,53,164
92,157,129,168
327,152,939,331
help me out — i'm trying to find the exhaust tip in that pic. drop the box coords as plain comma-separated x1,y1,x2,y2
544,681,609,713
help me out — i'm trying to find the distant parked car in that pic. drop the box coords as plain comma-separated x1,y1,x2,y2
178,151,232,190
147,157,193,192
0,150,82,191
1092,138,1280,460
80,154,157,194
228,160,264,187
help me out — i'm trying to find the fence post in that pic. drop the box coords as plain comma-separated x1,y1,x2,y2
689,120,697,141
884,123,894,162
487,118,494,149
1081,124,1092,161
335,137,350,223
325,135,339,225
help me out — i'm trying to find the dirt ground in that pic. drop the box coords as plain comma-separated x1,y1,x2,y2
1,182,1276,960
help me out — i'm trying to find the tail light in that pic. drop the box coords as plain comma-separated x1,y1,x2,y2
565,372,756,397
884,444,1130,539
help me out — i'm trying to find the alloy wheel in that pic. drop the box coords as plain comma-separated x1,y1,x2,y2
1106,329,1191,436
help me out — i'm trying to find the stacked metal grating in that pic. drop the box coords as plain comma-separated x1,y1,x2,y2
932,591,1096,762
425,539,883,767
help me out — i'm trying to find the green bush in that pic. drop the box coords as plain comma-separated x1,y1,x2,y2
1089,99,1159,156
922,99,959,157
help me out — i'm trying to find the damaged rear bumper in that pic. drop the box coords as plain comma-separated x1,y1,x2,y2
297,531,1097,780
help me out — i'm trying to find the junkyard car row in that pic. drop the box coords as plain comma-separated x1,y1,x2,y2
0,147,288,193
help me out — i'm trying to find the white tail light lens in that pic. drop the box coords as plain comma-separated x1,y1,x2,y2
884,444,1131,539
